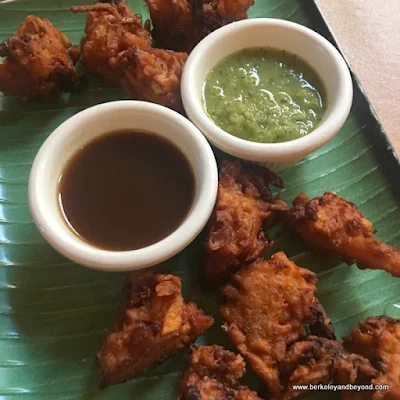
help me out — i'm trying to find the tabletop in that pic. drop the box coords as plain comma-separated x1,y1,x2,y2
315,0,400,156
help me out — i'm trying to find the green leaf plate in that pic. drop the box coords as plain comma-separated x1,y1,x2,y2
0,1,399,399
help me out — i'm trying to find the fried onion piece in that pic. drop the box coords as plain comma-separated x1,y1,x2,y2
221,252,335,395
178,345,262,400
119,46,187,112
71,0,151,84
280,336,378,399
98,272,214,386
204,160,288,284
145,0,254,52
343,316,400,400
288,192,400,277
0,15,80,100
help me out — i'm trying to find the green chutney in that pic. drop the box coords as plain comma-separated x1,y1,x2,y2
203,48,325,143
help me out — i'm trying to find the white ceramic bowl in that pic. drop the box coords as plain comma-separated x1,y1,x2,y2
181,18,353,171
29,101,218,271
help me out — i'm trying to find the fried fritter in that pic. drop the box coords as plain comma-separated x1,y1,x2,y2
178,345,262,400
97,272,214,386
119,47,187,112
145,0,194,52
220,252,335,395
280,336,378,399
204,160,288,284
71,1,152,84
191,0,255,46
288,192,400,277
343,316,400,400
0,15,80,100
145,0,254,52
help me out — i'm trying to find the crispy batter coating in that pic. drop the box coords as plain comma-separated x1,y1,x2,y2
308,298,337,340
119,47,187,112
280,336,378,399
97,272,214,386
288,192,400,277
186,345,246,386
145,0,254,52
204,160,288,284
178,345,262,400
343,316,400,400
0,15,79,100
145,0,194,52
71,1,152,84
220,252,335,395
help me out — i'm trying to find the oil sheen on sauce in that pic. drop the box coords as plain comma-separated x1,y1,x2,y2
58,131,195,251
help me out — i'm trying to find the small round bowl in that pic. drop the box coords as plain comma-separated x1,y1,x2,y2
28,101,218,271
181,18,353,171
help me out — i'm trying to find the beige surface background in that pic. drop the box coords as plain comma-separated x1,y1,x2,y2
315,0,400,154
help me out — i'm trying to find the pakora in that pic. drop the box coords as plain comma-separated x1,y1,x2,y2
71,0,152,84
0,15,80,100
288,192,400,277
220,252,335,395
119,47,188,112
97,272,214,386
343,316,400,400
178,345,262,400
145,0,254,52
280,336,378,399
204,160,288,284
145,0,195,52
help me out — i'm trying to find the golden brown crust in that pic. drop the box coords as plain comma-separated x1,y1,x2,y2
204,160,288,284
178,345,262,400
343,316,400,400
0,15,79,100
145,0,195,52
220,252,334,395
71,1,152,84
186,345,247,387
119,47,188,112
288,192,400,277
97,272,214,386
145,0,254,52
280,336,378,400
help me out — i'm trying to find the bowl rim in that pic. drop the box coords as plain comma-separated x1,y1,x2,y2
28,101,218,272
181,18,353,163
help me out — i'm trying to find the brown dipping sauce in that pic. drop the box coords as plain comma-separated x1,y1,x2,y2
58,131,195,251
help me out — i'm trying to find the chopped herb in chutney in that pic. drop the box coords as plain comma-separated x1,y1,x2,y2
203,48,326,143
